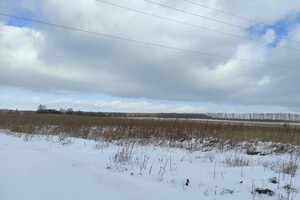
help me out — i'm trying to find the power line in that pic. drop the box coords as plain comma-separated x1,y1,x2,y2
95,0,300,53
181,0,300,36
0,12,300,70
142,0,300,44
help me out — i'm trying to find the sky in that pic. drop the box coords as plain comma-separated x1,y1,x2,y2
1,0,300,113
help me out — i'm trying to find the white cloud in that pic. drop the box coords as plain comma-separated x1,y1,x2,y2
1,0,300,111
18,97,205,113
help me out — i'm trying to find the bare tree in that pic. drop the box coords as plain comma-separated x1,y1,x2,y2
37,104,47,113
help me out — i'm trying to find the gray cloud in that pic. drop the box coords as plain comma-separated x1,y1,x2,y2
1,0,300,111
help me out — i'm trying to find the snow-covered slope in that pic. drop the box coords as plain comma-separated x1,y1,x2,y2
0,131,299,200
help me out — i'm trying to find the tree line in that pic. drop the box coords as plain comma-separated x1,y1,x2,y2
35,104,300,122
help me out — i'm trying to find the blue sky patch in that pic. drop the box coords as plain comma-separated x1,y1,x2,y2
4,8,33,27
247,12,300,48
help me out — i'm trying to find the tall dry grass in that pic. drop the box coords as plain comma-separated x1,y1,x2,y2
0,113,299,145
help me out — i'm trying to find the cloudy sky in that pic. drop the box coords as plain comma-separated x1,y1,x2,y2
1,0,300,113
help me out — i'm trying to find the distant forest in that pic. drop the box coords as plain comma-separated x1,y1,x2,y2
33,104,300,122
1,105,299,122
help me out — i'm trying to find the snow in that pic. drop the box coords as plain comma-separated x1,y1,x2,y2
0,131,299,200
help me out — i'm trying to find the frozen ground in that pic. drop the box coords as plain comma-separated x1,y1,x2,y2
0,131,299,200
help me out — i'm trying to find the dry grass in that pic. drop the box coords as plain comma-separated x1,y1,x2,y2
0,113,299,146
223,156,250,167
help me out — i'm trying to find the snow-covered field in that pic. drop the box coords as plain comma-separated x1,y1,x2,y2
0,131,299,200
